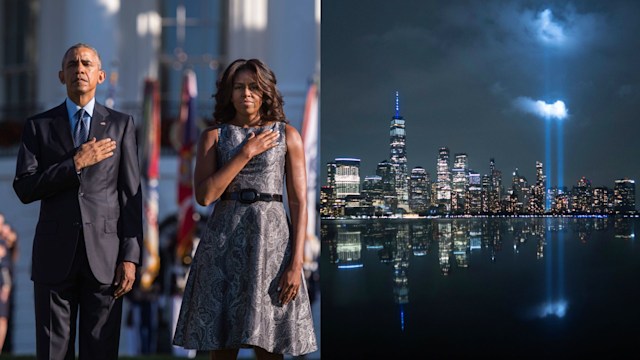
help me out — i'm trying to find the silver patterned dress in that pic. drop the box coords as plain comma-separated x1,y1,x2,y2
173,122,317,356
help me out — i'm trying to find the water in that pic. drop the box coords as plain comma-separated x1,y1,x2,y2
320,217,639,358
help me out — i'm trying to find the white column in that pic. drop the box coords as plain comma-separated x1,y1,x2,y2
37,0,159,114
226,0,269,63
37,0,120,109
226,0,319,126
118,0,161,114
265,0,319,126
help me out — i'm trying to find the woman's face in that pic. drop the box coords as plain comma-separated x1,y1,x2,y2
232,70,263,120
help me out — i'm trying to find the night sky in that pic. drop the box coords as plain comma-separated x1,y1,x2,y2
321,0,640,190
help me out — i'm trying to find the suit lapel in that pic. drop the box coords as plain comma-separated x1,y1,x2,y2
90,103,110,140
51,103,76,151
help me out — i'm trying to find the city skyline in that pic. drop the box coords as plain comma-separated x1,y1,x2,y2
322,145,636,217
323,142,632,190
322,0,640,189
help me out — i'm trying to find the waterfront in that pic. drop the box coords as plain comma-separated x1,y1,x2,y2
320,217,639,358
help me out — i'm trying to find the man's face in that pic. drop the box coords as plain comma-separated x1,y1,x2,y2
58,46,105,99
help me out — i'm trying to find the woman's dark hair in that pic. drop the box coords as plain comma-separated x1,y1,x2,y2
213,58,287,124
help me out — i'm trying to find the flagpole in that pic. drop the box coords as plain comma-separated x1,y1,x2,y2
140,79,161,291
301,78,321,301
175,69,198,271
169,68,200,359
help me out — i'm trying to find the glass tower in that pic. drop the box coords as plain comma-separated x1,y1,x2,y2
409,167,429,213
529,161,546,214
436,147,452,211
389,91,409,211
334,158,361,198
451,153,469,214
614,178,636,213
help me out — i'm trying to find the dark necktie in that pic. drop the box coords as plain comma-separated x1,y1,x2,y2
74,109,88,147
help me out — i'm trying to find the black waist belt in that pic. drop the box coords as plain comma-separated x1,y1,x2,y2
220,189,283,204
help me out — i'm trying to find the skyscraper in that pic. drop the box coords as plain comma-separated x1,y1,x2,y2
377,160,397,213
362,175,385,213
409,167,429,213
571,176,593,213
436,147,452,211
614,178,636,213
451,153,469,214
547,186,569,214
326,161,337,193
510,168,528,213
529,161,546,214
481,174,491,214
489,158,503,213
333,158,361,198
390,91,409,212
467,170,482,214
592,186,612,214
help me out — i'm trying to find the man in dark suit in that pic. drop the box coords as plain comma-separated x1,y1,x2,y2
13,43,142,359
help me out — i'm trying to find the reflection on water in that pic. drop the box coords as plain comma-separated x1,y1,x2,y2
321,217,638,357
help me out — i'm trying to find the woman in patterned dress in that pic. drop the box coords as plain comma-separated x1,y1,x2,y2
172,59,317,359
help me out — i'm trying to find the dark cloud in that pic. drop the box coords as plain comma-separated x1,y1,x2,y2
322,0,640,188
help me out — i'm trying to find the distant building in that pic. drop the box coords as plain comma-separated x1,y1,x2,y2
333,158,361,198
326,161,337,194
614,178,636,213
322,158,361,217
377,160,397,213
489,158,503,213
389,91,409,212
362,175,383,196
343,195,375,217
529,161,546,214
409,167,429,213
436,147,452,212
481,174,491,214
451,153,468,214
467,170,482,214
362,175,385,214
320,185,340,217
571,177,593,214
592,186,613,214
548,186,569,214
510,168,528,214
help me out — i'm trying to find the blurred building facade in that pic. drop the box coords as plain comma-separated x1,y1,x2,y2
1,0,320,146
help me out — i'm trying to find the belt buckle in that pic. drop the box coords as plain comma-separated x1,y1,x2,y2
239,188,259,204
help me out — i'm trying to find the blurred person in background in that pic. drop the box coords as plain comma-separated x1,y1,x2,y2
0,214,18,353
